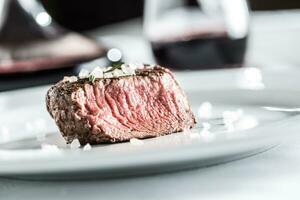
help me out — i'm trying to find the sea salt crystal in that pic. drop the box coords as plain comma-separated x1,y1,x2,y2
41,144,60,151
63,76,78,83
127,67,136,75
202,122,211,130
69,76,78,82
128,62,141,70
25,121,33,132
70,139,81,149
225,123,235,132
78,69,90,79
34,118,46,131
198,102,212,119
104,72,114,78
222,109,243,124
121,64,136,76
183,127,192,134
36,132,46,141
120,64,128,71
222,109,243,132
200,130,215,142
113,69,124,77
130,138,144,145
83,143,92,151
0,126,10,142
91,67,104,78
189,132,201,139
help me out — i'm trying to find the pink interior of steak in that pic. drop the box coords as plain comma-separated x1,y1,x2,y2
46,66,196,144
71,69,195,143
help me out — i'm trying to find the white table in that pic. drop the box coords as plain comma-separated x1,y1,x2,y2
1,11,300,199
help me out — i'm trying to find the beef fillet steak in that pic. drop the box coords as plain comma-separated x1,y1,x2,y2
46,65,196,145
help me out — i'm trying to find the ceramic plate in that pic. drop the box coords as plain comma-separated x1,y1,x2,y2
0,68,300,179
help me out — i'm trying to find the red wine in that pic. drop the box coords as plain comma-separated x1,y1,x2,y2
151,32,247,70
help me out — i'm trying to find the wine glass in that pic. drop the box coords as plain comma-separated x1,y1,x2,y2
144,0,250,70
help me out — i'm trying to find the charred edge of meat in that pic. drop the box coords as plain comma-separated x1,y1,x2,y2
46,66,196,144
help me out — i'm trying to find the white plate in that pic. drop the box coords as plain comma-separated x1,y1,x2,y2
0,68,300,179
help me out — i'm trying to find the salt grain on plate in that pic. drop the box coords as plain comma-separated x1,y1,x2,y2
222,109,243,124
200,130,215,142
198,102,212,119
83,143,92,151
189,132,200,139
183,127,192,134
0,126,10,142
222,109,243,132
130,138,144,145
202,122,211,130
34,118,46,131
36,132,46,141
70,139,81,149
41,144,60,151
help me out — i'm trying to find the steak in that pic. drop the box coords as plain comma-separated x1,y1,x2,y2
46,65,196,145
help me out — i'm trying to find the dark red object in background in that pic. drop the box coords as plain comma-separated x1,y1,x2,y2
41,0,144,31
250,0,300,10
152,33,247,70
40,0,300,32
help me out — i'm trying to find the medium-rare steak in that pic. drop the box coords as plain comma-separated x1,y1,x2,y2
46,65,196,145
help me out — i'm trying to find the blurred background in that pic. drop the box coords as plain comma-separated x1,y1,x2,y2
40,0,300,31
0,0,300,91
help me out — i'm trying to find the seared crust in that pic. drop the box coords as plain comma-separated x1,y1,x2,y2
46,66,196,145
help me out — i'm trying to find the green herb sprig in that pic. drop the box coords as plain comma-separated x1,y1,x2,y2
88,62,124,83
88,74,96,84
104,62,124,73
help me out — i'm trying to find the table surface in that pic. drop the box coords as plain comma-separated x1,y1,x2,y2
1,11,300,199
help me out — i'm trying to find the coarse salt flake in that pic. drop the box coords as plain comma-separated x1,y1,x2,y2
91,67,104,78
198,102,212,119
104,72,114,78
78,69,90,79
189,132,200,139
63,76,78,83
121,65,135,76
128,63,141,70
202,122,211,130
113,69,124,77
36,132,46,141
69,76,78,82
70,139,81,149
83,143,92,151
41,144,60,151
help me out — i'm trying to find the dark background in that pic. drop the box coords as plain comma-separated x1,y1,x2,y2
40,0,300,32
1,0,299,92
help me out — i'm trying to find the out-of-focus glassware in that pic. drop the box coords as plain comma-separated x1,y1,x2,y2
0,0,106,75
144,0,250,70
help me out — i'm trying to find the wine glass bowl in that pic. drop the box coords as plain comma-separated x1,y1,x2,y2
144,0,250,70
